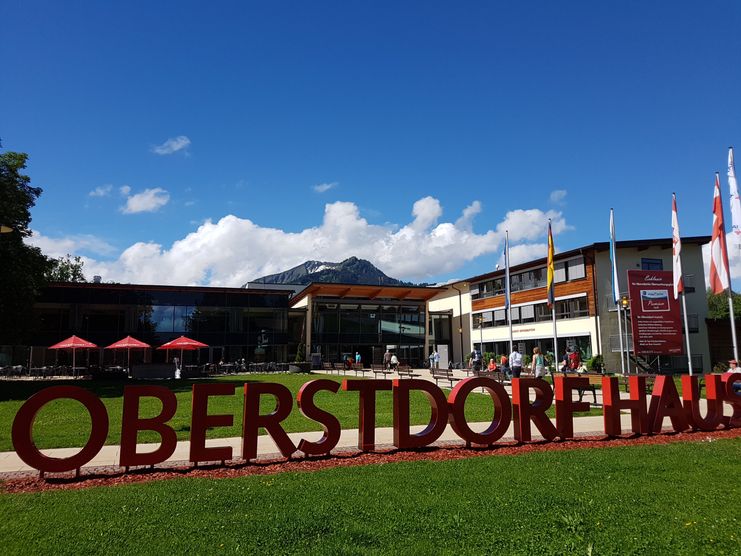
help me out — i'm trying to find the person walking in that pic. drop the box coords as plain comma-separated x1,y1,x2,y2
433,350,440,369
384,349,392,370
509,346,523,378
390,353,399,372
532,346,546,379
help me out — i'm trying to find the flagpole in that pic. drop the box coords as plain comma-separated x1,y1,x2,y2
727,291,738,361
547,220,558,373
679,292,693,375
506,231,514,355
616,302,626,374
610,209,626,375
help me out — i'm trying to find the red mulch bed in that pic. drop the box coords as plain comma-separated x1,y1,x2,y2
2,427,740,494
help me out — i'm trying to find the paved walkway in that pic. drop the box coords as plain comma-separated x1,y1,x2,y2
0,412,643,474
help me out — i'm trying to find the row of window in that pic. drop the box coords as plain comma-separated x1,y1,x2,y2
472,297,590,328
471,257,586,300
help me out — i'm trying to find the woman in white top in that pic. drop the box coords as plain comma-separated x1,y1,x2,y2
531,347,546,378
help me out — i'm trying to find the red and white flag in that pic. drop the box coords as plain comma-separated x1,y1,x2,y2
671,193,683,299
709,173,731,294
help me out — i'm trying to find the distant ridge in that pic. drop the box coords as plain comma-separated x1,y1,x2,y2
247,257,419,286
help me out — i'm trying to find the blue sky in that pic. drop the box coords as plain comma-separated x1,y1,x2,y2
2,1,741,286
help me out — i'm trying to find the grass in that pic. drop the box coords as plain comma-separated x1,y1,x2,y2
0,374,600,451
0,438,738,554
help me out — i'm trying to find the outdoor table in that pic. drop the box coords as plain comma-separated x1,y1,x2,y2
72,366,87,377
221,363,235,374
185,364,200,376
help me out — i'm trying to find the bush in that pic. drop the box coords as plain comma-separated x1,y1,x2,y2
586,354,603,372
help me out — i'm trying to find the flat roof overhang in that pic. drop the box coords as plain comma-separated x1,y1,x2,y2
289,282,447,307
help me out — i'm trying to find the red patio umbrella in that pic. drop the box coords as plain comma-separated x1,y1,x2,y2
105,336,151,371
157,336,208,367
48,335,98,374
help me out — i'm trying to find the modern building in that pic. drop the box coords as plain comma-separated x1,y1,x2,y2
289,283,448,366
454,236,711,373
3,282,294,368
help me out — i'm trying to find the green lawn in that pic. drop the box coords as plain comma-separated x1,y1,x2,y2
0,438,738,555
0,374,600,451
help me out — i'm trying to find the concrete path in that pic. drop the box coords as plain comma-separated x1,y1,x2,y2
0,412,641,474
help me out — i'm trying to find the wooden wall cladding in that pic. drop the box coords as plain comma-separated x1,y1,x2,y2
472,259,596,316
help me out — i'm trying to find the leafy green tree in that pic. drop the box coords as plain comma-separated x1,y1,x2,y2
46,254,87,282
706,289,741,319
0,151,54,343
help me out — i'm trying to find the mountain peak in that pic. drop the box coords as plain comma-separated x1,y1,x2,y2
247,257,413,287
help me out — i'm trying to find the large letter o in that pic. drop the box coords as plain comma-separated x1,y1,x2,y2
11,386,109,473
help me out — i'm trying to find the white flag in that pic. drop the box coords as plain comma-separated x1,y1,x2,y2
672,194,684,299
729,147,741,252
710,173,731,294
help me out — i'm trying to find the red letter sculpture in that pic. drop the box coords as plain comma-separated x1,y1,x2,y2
120,385,178,468
721,371,741,425
511,378,558,442
554,376,591,439
602,376,649,436
342,379,392,451
190,383,236,464
12,386,109,474
392,379,448,449
681,375,724,431
448,377,511,446
647,376,689,433
296,379,342,456
242,382,297,461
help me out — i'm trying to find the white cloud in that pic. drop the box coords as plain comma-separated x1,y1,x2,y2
313,182,338,193
549,189,567,205
60,197,570,287
121,188,170,214
151,136,191,155
455,201,482,231
495,208,571,242
88,184,113,197
119,185,131,196
26,231,116,258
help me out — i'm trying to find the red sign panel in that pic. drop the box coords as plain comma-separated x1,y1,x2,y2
627,270,683,355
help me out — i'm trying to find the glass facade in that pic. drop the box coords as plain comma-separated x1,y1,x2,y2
312,299,430,366
23,284,290,366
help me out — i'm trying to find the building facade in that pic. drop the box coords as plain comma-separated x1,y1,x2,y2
290,283,447,367
455,237,710,373
2,283,293,367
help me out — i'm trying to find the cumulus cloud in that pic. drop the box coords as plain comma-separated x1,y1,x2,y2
121,188,170,214
119,185,131,196
313,182,338,193
41,197,570,286
549,189,567,205
88,184,113,198
151,135,191,155
27,231,116,258
495,208,571,242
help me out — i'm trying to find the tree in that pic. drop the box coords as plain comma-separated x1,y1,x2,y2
0,151,54,343
46,254,87,282
706,289,741,320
